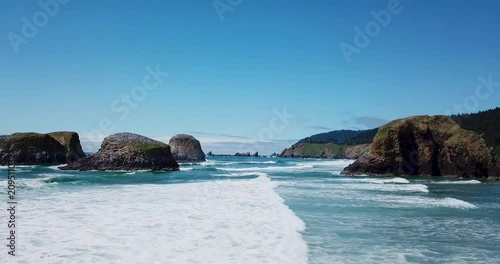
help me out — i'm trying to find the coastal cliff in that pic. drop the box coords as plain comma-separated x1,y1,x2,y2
341,116,498,178
0,132,86,165
48,132,86,162
279,128,377,159
280,143,370,159
61,133,179,171
169,134,206,163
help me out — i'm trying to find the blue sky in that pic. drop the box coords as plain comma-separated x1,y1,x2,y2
1,0,499,153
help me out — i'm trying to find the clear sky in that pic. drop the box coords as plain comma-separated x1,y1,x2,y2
1,0,499,153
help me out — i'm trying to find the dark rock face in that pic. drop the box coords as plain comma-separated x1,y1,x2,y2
48,132,86,162
234,152,259,157
341,116,498,178
169,134,206,163
280,143,370,159
207,151,213,156
0,132,86,165
61,133,179,171
235,152,251,157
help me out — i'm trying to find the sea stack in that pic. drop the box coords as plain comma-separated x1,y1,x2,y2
61,132,179,171
169,134,206,163
341,115,497,178
0,132,86,165
48,132,87,162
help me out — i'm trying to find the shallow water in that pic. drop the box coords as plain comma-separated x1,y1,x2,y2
0,157,499,263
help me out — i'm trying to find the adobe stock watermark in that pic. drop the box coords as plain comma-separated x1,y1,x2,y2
213,0,243,21
7,0,70,54
444,73,498,115
82,65,169,151
339,0,410,63
6,154,17,257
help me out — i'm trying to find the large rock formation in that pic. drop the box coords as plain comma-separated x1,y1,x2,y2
61,133,179,171
0,132,86,165
169,134,206,163
280,143,370,159
235,152,251,157
341,116,498,178
48,132,86,162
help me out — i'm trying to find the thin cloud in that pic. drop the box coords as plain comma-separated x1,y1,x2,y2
305,125,332,131
188,131,251,140
353,116,389,128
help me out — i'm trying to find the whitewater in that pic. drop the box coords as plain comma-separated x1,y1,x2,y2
1,157,499,263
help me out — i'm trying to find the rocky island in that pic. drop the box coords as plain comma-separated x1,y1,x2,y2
0,132,86,165
48,132,87,161
235,152,259,157
169,134,206,163
341,115,499,179
61,132,179,171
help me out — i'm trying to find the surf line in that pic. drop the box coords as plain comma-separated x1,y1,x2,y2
6,154,17,257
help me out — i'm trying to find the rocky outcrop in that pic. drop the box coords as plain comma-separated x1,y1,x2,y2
280,143,370,159
61,133,179,171
235,152,251,157
0,132,86,165
48,132,86,162
169,134,206,163
341,116,498,178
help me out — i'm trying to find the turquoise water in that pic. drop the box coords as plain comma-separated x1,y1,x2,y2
1,157,499,263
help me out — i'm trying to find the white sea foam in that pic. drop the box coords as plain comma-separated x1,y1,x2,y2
200,160,218,166
202,160,277,166
280,183,477,209
219,164,314,172
0,173,69,190
179,167,194,171
432,180,482,185
214,172,268,177
0,165,37,169
372,177,410,184
0,178,48,190
209,159,353,174
373,196,478,209
248,160,277,164
300,159,355,168
439,197,478,209
49,164,66,170
359,183,429,193
2,175,308,263
0,165,36,173
37,172,69,177
281,181,429,193
337,177,411,184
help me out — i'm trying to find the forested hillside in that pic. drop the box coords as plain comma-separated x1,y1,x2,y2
281,128,378,159
451,107,500,159
295,128,378,146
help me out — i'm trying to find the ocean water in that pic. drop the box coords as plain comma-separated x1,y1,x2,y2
1,157,499,263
